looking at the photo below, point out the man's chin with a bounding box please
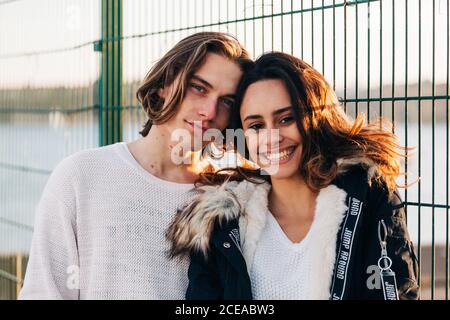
[190,141,210,153]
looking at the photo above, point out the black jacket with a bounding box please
[168,162,420,300]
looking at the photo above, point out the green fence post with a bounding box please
[99,0,122,146]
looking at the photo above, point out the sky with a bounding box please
[0,0,449,93]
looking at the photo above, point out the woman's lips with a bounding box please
[259,145,297,165]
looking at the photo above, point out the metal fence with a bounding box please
[0,0,449,300]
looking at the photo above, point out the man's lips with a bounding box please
[185,120,208,132]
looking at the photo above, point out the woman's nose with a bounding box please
[260,128,283,150]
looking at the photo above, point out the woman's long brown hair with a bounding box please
[198,52,413,195]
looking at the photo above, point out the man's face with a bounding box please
[160,52,243,151]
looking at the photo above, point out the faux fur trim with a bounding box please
[166,180,270,258]
[166,181,243,258]
[168,157,376,263]
[237,182,271,271]
[306,185,348,299]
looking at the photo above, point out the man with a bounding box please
[19,32,251,299]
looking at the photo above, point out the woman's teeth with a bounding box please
[264,146,295,161]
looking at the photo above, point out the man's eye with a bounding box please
[191,83,206,93]
[221,98,234,108]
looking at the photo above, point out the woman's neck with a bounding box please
[269,174,318,221]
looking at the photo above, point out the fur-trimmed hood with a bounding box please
[165,157,384,299]
[166,157,420,300]
[166,178,271,259]
[167,157,379,261]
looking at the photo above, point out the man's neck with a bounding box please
[127,125,199,184]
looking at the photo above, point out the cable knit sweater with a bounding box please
[19,142,196,300]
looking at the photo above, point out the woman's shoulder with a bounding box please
[167,178,270,258]
[333,158,405,218]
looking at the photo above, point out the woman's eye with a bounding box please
[191,83,206,93]
[248,123,263,130]
[280,116,294,124]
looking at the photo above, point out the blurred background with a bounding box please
[0,0,449,300]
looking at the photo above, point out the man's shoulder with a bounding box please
[65,143,121,166]
[47,143,123,189]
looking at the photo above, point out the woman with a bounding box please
[167,52,419,300]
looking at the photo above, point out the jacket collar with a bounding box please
[168,157,378,298]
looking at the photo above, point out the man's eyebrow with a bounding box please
[191,75,213,89]
[221,94,237,100]
[191,74,237,99]
[243,106,292,122]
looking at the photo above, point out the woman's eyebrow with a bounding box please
[243,114,262,122]
[272,106,292,116]
[243,106,292,122]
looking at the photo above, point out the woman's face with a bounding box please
[240,79,303,180]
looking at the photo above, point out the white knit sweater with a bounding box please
[19,142,196,300]
[250,213,315,300]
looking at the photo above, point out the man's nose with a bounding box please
[197,97,217,121]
